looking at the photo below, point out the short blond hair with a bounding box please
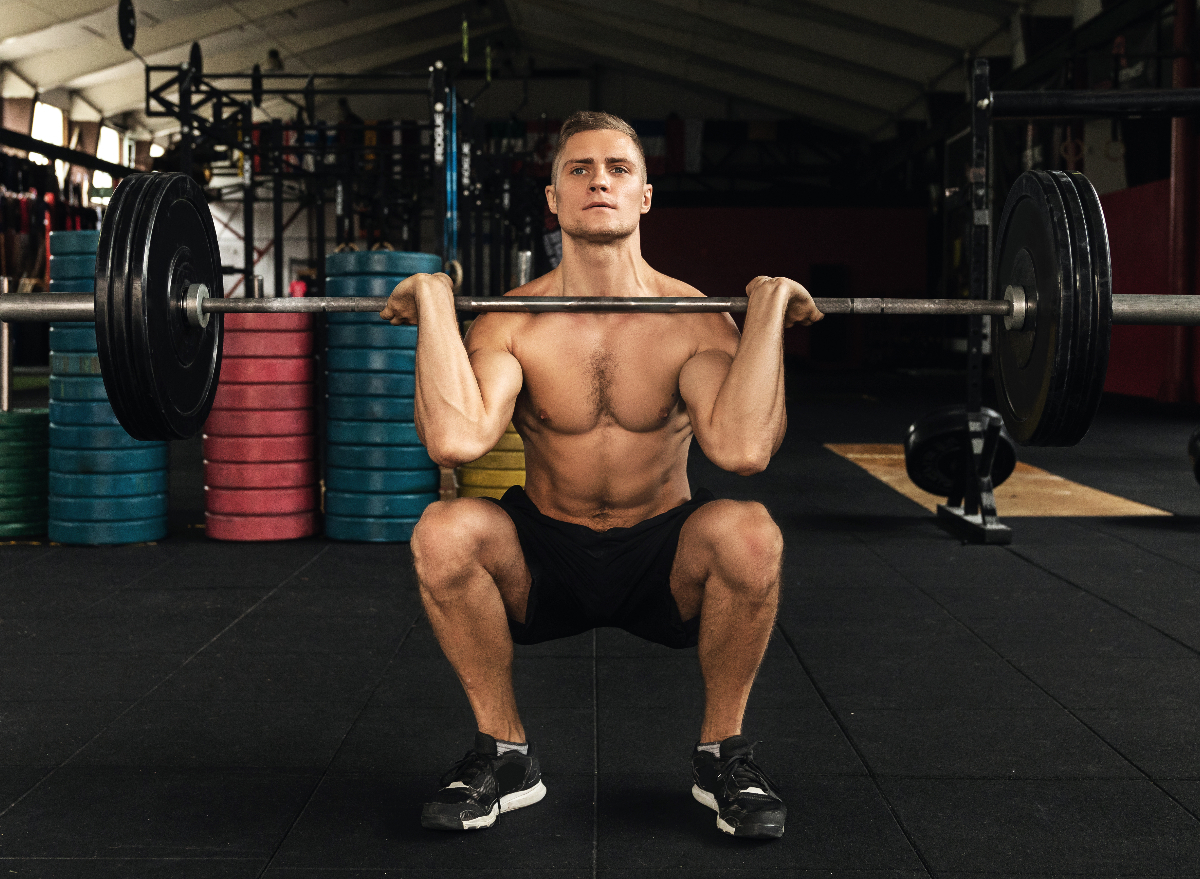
[550,111,646,184]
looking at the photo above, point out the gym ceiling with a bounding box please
[0,0,1079,143]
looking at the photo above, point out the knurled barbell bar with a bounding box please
[0,169,1188,444]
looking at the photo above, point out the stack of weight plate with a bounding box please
[47,230,170,545]
[324,249,443,541]
[0,409,49,538]
[203,312,319,541]
[457,424,526,500]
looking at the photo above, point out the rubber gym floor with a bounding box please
[4,365,1200,878]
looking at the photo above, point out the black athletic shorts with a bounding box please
[483,485,716,649]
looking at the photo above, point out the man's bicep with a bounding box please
[679,348,733,431]
[468,348,524,421]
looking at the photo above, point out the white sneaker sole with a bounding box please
[691,784,736,834]
[457,780,547,830]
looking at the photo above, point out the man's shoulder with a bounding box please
[651,270,706,299]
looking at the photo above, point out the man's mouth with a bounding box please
[584,202,616,210]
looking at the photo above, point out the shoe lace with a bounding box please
[719,745,778,797]
[439,749,491,787]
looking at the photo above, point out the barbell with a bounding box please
[0,170,1195,444]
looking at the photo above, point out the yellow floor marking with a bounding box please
[825,443,1171,517]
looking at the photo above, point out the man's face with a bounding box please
[546,129,652,244]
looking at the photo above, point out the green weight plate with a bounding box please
[0,504,48,523]
[49,325,99,352]
[49,445,169,474]
[0,492,47,511]
[49,230,101,255]
[326,323,418,349]
[325,443,434,470]
[325,251,442,277]
[0,446,47,468]
[326,467,438,494]
[49,253,96,279]
[49,279,95,293]
[49,401,122,426]
[326,371,415,397]
[49,516,168,545]
[324,274,410,297]
[50,492,168,522]
[0,520,46,537]
[50,424,146,450]
[0,409,48,430]
[903,405,1018,496]
[49,376,109,401]
[327,419,420,446]
[0,426,49,444]
[324,513,420,542]
[325,490,437,518]
[326,348,415,372]
[326,396,414,421]
[49,469,168,498]
[992,170,1075,446]
[0,471,49,497]
[50,352,102,376]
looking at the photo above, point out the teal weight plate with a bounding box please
[326,467,438,494]
[48,401,122,426]
[326,323,417,349]
[49,279,95,294]
[50,424,145,450]
[325,251,441,277]
[327,419,420,446]
[325,443,434,470]
[50,469,168,498]
[50,445,169,474]
[49,376,109,401]
[48,253,96,279]
[49,325,99,352]
[50,492,168,522]
[49,230,101,255]
[326,371,415,397]
[49,353,102,377]
[327,312,397,325]
[49,516,168,545]
[325,490,437,518]
[326,396,414,421]
[324,513,420,542]
[324,274,409,297]
[326,348,415,372]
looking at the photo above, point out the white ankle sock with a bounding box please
[496,739,529,755]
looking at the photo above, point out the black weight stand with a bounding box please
[936,58,1013,545]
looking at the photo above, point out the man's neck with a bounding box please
[557,228,652,298]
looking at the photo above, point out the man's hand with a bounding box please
[379,272,455,325]
[745,276,824,328]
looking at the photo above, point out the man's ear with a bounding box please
[545,184,558,215]
[640,183,653,215]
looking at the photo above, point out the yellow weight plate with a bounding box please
[492,432,524,451]
[457,485,508,500]
[456,467,525,488]
[464,450,525,470]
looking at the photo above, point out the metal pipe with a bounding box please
[0,279,9,412]
[1112,295,1200,324]
[0,293,94,322]
[990,88,1200,118]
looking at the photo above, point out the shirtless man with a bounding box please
[381,111,822,840]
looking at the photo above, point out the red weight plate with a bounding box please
[220,356,314,384]
[212,382,313,411]
[204,460,318,488]
[203,408,315,437]
[205,510,318,541]
[223,312,315,332]
[202,434,316,462]
[222,331,314,358]
[205,485,318,515]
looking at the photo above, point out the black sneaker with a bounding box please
[691,735,786,838]
[421,731,546,830]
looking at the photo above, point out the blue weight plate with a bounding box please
[325,490,437,518]
[50,492,168,522]
[49,353,102,377]
[326,396,414,421]
[327,419,420,446]
[49,424,145,450]
[48,401,122,426]
[326,323,418,349]
[324,275,408,298]
[49,516,168,545]
[325,251,442,277]
[325,513,420,542]
[326,348,415,372]
[49,326,99,352]
[49,376,109,401]
[49,469,168,498]
[325,467,438,494]
[326,371,415,397]
[49,279,95,294]
[48,254,96,279]
[49,230,101,255]
[50,445,169,474]
[325,443,434,470]
[327,312,396,325]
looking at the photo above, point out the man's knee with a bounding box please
[411,499,496,585]
[705,500,783,595]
